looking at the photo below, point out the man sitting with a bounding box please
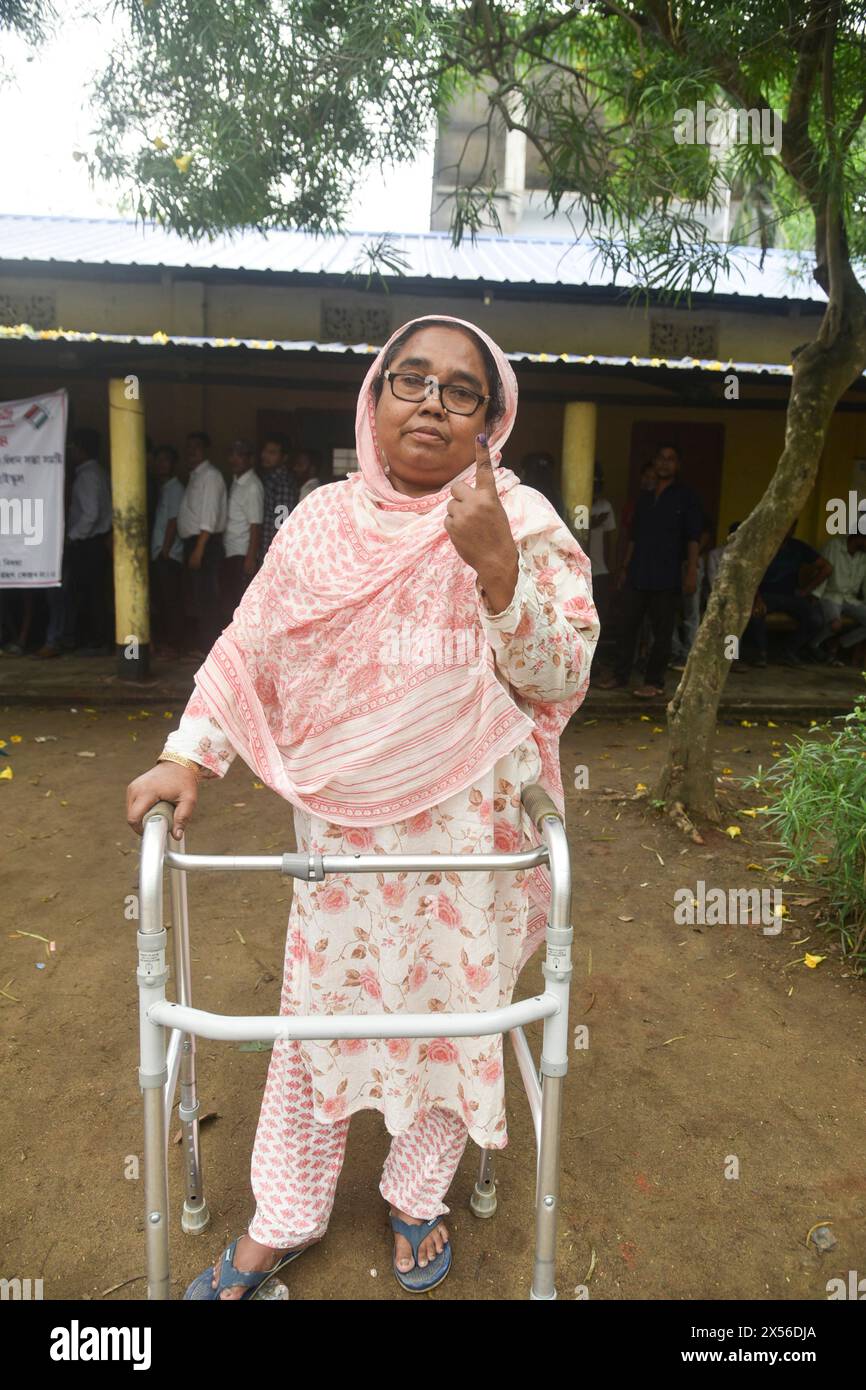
[810,532,866,665]
[754,522,831,666]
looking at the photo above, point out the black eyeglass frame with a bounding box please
[382,369,491,417]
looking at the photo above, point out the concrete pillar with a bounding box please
[502,127,527,233]
[561,402,597,547]
[108,377,150,680]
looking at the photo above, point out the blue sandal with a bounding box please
[389,1212,452,1293]
[183,1236,309,1300]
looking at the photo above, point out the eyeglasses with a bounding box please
[383,370,490,417]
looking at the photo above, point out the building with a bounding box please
[430,81,771,244]
[1,212,865,559]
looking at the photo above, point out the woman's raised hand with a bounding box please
[127,762,200,840]
[444,434,519,611]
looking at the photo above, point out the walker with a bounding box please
[137,783,573,1300]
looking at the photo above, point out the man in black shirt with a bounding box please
[598,443,703,697]
[751,521,830,665]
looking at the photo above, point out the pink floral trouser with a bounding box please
[247,1037,470,1247]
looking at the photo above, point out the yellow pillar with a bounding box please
[108,378,150,679]
[561,401,597,544]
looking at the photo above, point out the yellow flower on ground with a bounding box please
[0,766,12,780]
[803,953,825,969]
[725,826,742,838]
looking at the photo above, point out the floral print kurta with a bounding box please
[164,532,598,1147]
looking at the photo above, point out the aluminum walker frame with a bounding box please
[137,783,573,1300]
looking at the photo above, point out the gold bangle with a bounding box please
[158,750,204,777]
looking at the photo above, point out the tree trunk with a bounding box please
[656,288,866,820]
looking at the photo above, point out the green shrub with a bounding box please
[738,685,866,974]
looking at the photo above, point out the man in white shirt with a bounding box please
[294,447,325,503]
[810,532,866,661]
[150,444,186,657]
[221,439,264,625]
[588,464,616,628]
[176,431,227,656]
[42,427,114,657]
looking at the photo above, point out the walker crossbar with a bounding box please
[137,783,573,1301]
[148,995,558,1042]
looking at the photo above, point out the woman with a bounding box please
[126,314,599,1299]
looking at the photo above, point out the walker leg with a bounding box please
[530,1073,563,1300]
[170,856,209,1234]
[529,813,572,1300]
[470,1147,498,1218]
[139,808,173,1298]
[143,1085,170,1299]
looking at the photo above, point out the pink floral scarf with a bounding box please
[194,314,589,840]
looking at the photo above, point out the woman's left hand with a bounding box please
[445,435,519,610]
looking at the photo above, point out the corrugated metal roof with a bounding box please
[0,321,815,376]
[0,213,847,303]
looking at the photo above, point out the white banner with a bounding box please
[0,389,67,588]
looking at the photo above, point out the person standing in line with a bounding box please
[46,427,113,657]
[176,431,227,658]
[588,463,616,631]
[613,458,657,667]
[519,451,568,522]
[150,444,186,659]
[670,507,715,669]
[598,442,703,698]
[221,439,264,626]
[294,447,325,503]
[258,434,298,566]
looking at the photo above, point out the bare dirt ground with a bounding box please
[1,701,863,1301]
